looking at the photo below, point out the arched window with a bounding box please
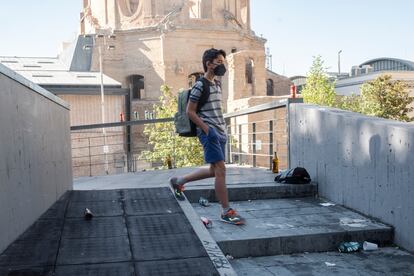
[189,0,201,18]
[129,75,144,100]
[266,79,274,96]
[246,58,254,84]
[240,0,248,25]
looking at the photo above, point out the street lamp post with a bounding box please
[84,31,116,175]
[98,44,109,174]
[338,50,343,76]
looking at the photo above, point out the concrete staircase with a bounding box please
[68,166,412,275]
[187,179,394,259]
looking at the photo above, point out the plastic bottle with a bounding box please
[272,152,279,173]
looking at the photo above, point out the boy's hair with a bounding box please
[202,48,226,72]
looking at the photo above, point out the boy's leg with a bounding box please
[212,160,244,225]
[170,166,214,201]
[172,162,228,207]
[181,166,215,184]
[211,161,229,209]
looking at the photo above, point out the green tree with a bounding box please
[339,93,361,113]
[301,56,337,107]
[140,85,205,168]
[358,75,414,122]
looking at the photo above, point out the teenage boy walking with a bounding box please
[170,48,245,225]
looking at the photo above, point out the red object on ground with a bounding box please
[201,216,213,228]
[120,112,124,122]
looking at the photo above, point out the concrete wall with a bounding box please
[0,64,73,253]
[289,104,414,251]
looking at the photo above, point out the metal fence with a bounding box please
[70,98,302,177]
[70,118,173,178]
[224,98,302,170]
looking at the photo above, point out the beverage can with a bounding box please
[199,197,210,207]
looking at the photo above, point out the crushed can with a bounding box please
[201,216,213,228]
[198,197,210,207]
[338,242,361,253]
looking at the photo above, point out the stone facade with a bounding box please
[266,70,293,96]
[77,0,292,172]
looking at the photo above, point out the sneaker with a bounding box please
[170,177,185,201]
[221,208,245,225]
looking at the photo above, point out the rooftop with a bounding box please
[0,56,121,87]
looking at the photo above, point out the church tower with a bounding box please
[81,0,252,33]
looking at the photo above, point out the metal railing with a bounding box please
[70,98,303,177]
[71,118,174,178]
[224,98,302,170]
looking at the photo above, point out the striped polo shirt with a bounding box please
[189,79,226,135]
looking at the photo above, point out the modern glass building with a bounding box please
[336,58,414,96]
[351,58,414,77]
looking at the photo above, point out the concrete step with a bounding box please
[230,247,414,276]
[185,182,317,203]
[192,197,393,258]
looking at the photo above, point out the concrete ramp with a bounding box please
[0,188,222,276]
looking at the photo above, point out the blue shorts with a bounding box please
[198,127,227,164]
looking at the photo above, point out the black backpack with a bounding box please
[174,77,211,137]
[274,167,311,184]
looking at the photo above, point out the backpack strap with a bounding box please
[196,77,212,112]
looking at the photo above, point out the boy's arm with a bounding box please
[187,101,209,135]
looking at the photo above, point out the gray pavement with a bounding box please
[73,165,275,190]
[231,247,414,276]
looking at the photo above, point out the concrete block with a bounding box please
[290,104,414,251]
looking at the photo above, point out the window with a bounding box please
[189,0,211,19]
[76,75,96,79]
[246,58,254,84]
[129,75,144,100]
[151,0,156,15]
[201,0,212,18]
[32,75,53,78]
[266,79,274,96]
[240,0,248,24]
[189,0,201,18]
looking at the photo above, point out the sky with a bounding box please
[1,1,413,77]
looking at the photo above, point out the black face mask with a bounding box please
[213,64,227,76]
